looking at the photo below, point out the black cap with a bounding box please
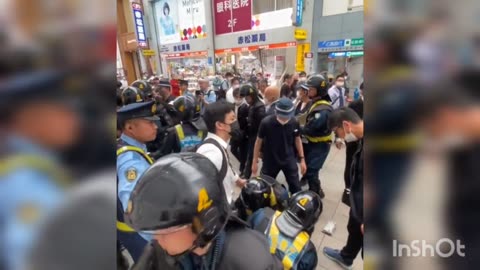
[158,80,171,88]
[179,79,188,86]
[117,101,160,121]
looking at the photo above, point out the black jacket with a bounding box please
[350,139,364,223]
[247,100,266,138]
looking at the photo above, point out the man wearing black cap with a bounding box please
[251,98,306,194]
[116,101,159,262]
[157,80,175,103]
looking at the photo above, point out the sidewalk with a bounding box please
[230,145,363,270]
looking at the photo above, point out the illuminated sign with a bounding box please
[132,3,147,48]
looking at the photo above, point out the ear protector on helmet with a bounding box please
[191,206,227,248]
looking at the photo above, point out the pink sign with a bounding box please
[214,0,252,35]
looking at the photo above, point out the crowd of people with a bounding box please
[116,70,364,270]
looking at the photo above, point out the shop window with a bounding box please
[252,0,293,15]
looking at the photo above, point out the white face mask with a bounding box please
[235,98,244,106]
[276,116,290,125]
[336,81,345,87]
[344,123,359,142]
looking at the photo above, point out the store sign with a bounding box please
[304,52,313,74]
[296,43,310,72]
[318,38,364,52]
[173,44,191,52]
[294,29,307,40]
[214,0,252,35]
[142,49,156,56]
[251,8,293,31]
[238,33,267,45]
[164,50,208,59]
[328,51,364,58]
[215,41,296,54]
[304,52,313,58]
[293,0,304,26]
[132,3,147,48]
[178,0,207,41]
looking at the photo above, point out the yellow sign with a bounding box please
[294,29,307,40]
[142,49,156,56]
[197,188,213,212]
[296,43,311,72]
[298,198,309,207]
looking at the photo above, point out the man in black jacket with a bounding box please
[240,85,266,179]
[323,107,364,270]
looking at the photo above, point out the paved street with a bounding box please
[229,145,364,270]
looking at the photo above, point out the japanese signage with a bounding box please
[132,3,147,48]
[237,33,267,45]
[294,28,307,40]
[318,38,364,52]
[215,41,296,54]
[164,50,208,59]
[173,44,191,52]
[293,0,304,26]
[328,51,364,58]
[296,43,310,72]
[142,49,156,56]
[214,0,252,35]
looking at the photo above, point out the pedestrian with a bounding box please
[328,75,347,109]
[300,75,333,198]
[258,78,269,97]
[281,73,294,99]
[196,101,247,204]
[295,83,312,115]
[264,85,281,115]
[251,98,306,194]
[117,101,159,261]
[178,79,188,96]
[249,191,322,270]
[229,87,249,174]
[125,153,283,270]
[240,85,266,179]
[324,107,364,270]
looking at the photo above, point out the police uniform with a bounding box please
[0,71,74,270]
[301,82,333,197]
[117,101,159,262]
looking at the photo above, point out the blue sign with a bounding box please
[318,40,345,48]
[238,33,267,45]
[132,3,147,48]
[328,52,347,58]
[295,0,304,26]
[173,44,191,52]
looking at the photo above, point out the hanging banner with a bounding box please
[132,3,148,48]
[214,0,252,35]
[296,43,310,72]
[177,0,207,41]
[155,0,180,44]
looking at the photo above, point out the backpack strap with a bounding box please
[201,138,228,182]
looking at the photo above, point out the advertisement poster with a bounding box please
[177,0,207,41]
[155,0,180,44]
[214,0,252,35]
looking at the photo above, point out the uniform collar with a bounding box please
[205,133,229,149]
[120,133,147,151]
[6,134,58,161]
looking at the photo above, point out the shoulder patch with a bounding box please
[17,203,40,224]
[315,113,321,119]
[126,167,137,182]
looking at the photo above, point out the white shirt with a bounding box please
[328,85,346,110]
[196,133,238,204]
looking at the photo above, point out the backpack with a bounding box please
[188,138,228,182]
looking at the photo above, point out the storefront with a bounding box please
[150,0,215,79]
[317,38,364,87]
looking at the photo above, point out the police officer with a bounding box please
[0,71,81,270]
[300,75,333,198]
[121,86,146,105]
[234,175,289,221]
[117,101,159,262]
[125,153,283,270]
[158,95,207,155]
[240,85,266,179]
[249,191,322,270]
[131,79,153,100]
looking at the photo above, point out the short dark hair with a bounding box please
[231,77,240,85]
[327,107,362,130]
[163,2,170,15]
[225,72,233,77]
[203,101,234,133]
[299,71,306,77]
[232,87,240,98]
[336,74,344,80]
[283,74,292,81]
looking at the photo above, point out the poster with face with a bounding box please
[177,0,207,41]
[155,0,180,44]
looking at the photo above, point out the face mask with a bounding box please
[235,98,244,106]
[336,82,345,87]
[276,116,290,125]
[344,123,359,142]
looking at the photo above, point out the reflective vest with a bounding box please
[116,143,153,233]
[174,124,205,150]
[304,99,333,143]
[268,211,310,270]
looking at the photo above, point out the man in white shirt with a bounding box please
[328,75,347,110]
[196,101,247,204]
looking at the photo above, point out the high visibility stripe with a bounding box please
[0,155,70,187]
[369,134,420,151]
[305,134,333,143]
[268,211,310,270]
[270,189,278,207]
[117,221,136,232]
[175,124,185,141]
[198,130,204,139]
[307,100,331,115]
[116,145,153,164]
